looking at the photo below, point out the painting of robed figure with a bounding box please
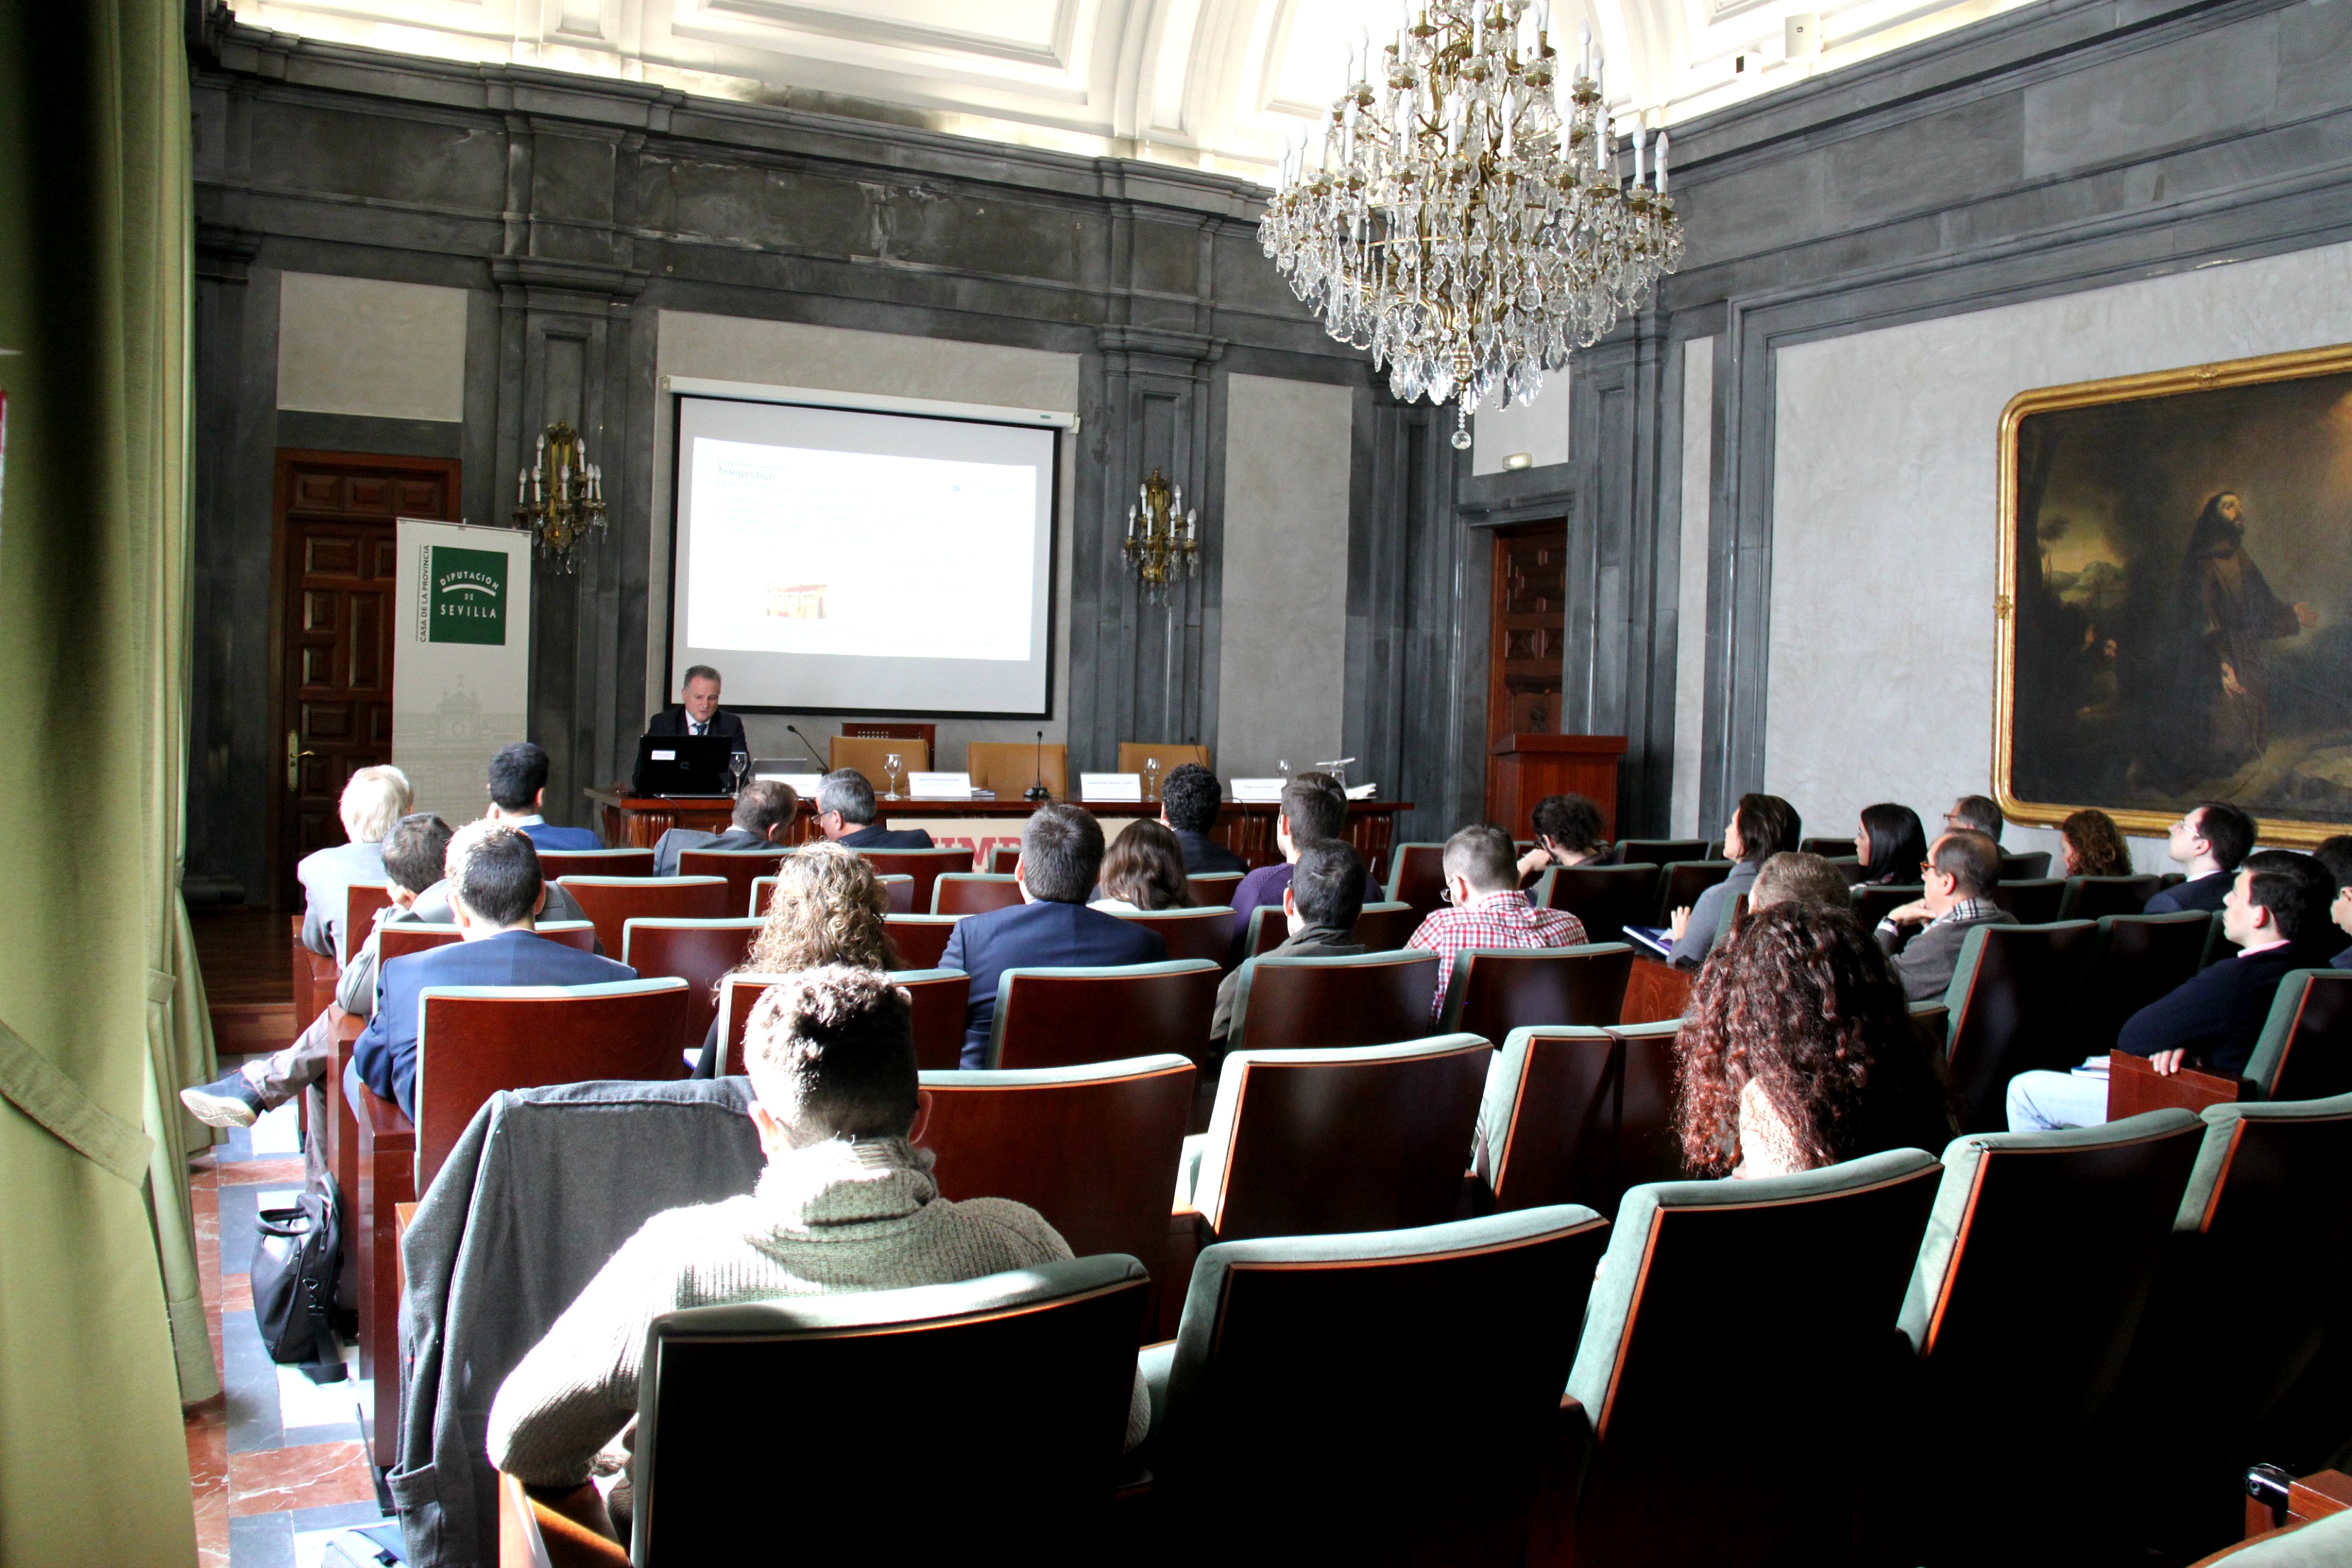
[1996,345,2352,846]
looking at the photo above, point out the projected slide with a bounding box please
[670,395,1058,717]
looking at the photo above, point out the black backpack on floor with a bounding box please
[252,1189,349,1383]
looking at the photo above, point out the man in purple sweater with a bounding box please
[1228,773,1379,961]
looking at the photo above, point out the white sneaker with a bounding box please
[180,1073,262,1129]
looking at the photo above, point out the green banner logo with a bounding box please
[421,545,508,646]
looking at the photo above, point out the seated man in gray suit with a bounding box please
[1874,828,2013,1002]
[650,781,799,875]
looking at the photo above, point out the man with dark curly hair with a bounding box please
[1158,761,1247,874]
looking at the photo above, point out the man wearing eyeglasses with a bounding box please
[1873,829,2015,1002]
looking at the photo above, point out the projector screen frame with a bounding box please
[662,387,1067,720]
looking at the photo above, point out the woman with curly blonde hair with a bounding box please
[693,841,902,1075]
[1676,902,1957,1179]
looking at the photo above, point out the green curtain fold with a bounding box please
[0,0,210,1561]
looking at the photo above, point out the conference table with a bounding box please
[584,787,1411,875]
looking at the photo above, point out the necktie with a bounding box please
[693,720,705,736]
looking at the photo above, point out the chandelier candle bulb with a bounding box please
[1655,129,1668,191]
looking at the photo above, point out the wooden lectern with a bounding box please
[1487,734,1626,841]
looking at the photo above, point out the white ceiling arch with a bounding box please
[227,0,2035,176]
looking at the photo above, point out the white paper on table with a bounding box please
[759,772,824,797]
[1346,783,1377,799]
[1081,773,1143,802]
[1230,778,1287,802]
[907,771,973,800]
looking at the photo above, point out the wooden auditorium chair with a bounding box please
[1536,1149,1944,1568]
[554,875,729,956]
[1938,918,2099,1131]
[965,740,1066,800]
[1107,905,1237,965]
[1440,943,1635,1040]
[855,846,973,915]
[929,872,1023,916]
[2058,873,2163,920]
[881,912,956,968]
[372,920,596,968]
[1115,741,1209,778]
[1852,880,1925,928]
[1384,842,1449,924]
[1798,836,1853,858]
[620,917,762,1054]
[342,882,393,965]
[534,846,654,880]
[1653,858,1734,925]
[1219,948,1443,1056]
[1176,1035,1491,1243]
[1822,854,1868,885]
[745,869,912,917]
[1139,1207,1611,1565]
[1602,1020,1691,1197]
[1185,871,1244,908]
[986,961,1221,1070]
[675,847,789,915]
[712,969,970,1075]
[2067,909,2211,1058]
[1472,1026,1619,1216]
[1540,862,1661,944]
[827,733,931,778]
[1350,900,1421,951]
[987,844,1022,875]
[1613,837,1705,868]
[2110,968,2352,1116]
[1999,849,2054,880]
[1987,875,2068,924]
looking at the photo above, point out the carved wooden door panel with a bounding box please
[1485,522,1567,822]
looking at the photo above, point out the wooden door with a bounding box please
[274,451,459,909]
[1484,522,1567,825]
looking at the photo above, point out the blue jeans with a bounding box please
[2006,1068,2110,1131]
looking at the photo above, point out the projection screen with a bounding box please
[668,393,1058,715]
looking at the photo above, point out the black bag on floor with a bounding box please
[253,1189,349,1382]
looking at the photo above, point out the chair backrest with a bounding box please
[1899,1111,2205,1442]
[882,912,958,969]
[931,872,1024,916]
[856,846,974,915]
[676,849,789,918]
[1225,949,1443,1054]
[2068,911,2214,1058]
[2058,874,2163,921]
[1107,905,1237,966]
[1987,876,2067,924]
[1186,871,1243,907]
[2203,909,2241,968]
[989,960,1221,1070]
[1542,863,1662,945]
[1942,919,2100,1131]
[2000,849,2054,881]
[535,846,654,880]
[987,844,1022,875]
[378,920,595,967]
[2242,972,2352,1102]
[1654,860,1734,924]
[1605,1020,1691,1196]
[1116,741,1209,779]
[1243,902,1287,958]
[1156,1209,1613,1564]
[712,968,971,1076]
[413,979,690,1188]
[917,1054,1195,1284]
[827,734,931,776]
[1822,854,1869,886]
[1385,842,1450,923]
[1443,943,1635,1038]
[1474,1026,1619,1215]
[1798,836,1854,858]
[965,741,1068,799]
[1852,881,1926,927]
[620,918,763,1052]
[554,875,730,957]
[633,1258,1148,1562]
[342,882,392,965]
[1350,900,1419,952]
[1614,838,1704,868]
[1191,1035,1492,1240]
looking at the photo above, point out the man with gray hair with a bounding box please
[298,763,414,958]
[649,780,800,875]
[813,768,934,850]
[644,663,746,749]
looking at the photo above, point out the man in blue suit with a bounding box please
[940,802,1166,1067]
[351,822,636,1118]
[487,741,604,851]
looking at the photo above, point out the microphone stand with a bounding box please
[1024,728,1051,801]
[785,724,830,771]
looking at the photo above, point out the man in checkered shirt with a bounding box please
[1407,824,1589,1020]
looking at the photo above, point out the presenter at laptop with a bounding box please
[646,665,747,749]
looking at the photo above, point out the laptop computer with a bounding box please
[632,734,736,797]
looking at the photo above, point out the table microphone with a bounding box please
[1024,729,1051,801]
[785,724,829,770]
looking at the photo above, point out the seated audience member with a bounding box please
[349,822,636,1118]
[2144,801,2258,914]
[2313,836,2352,968]
[2008,850,2339,1129]
[1667,794,1801,967]
[1853,802,1928,888]
[814,768,935,850]
[1677,902,1959,1179]
[181,812,452,1131]
[1873,829,2013,1002]
[1407,825,1589,1019]
[1227,774,1380,954]
[693,841,902,1076]
[650,780,798,875]
[1089,819,1194,913]
[487,741,603,850]
[1944,795,2005,844]
[1159,762,1248,874]
[939,804,1167,1067]
[486,966,1148,1537]
[1210,839,1371,1046]
[297,764,414,957]
[2059,807,2134,878]
[1516,793,1611,882]
[1749,851,1857,916]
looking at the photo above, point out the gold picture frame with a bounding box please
[1994,341,2352,849]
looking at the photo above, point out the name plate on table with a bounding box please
[1080,773,1143,802]
[1231,778,1287,802]
[907,771,974,800]
[758,772,823,797]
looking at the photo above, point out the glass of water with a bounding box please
[884,752,904,800]
[1143,756,1161,801]
[729,749,750,795]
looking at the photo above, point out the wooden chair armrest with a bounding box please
[351,1083,415,1152]
[499,1472,626,1568]
[2290,1469,2352,1523]
[2106,1051,2241,1121]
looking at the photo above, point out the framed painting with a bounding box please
[1995,343,2352,848]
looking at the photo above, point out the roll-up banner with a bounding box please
[393,519,533,822]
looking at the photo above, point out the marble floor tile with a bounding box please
[228,1441,379,1517]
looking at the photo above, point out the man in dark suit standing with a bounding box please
[350,822,637,1117]
[651,780,799,875]
[815,769,935,850]
[645,664,748,751]
[488,741,604,850]
[941,802,1167,1067]
[2144,801,2258,914]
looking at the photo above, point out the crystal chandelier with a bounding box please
[513,421,607,573]
[1260,1,1684,449]
[1123,466,1198,605]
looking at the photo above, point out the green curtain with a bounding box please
[0,0,211,1562]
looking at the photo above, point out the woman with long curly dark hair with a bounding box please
[1676,902,1959,1178]
[2059,808,2132,878]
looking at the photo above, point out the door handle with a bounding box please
[286,729,318,792]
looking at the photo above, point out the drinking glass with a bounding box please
[1143,757,1161,801]
[884,752,904,800]
[729,749,750,795]
[1277,758,1292,779]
